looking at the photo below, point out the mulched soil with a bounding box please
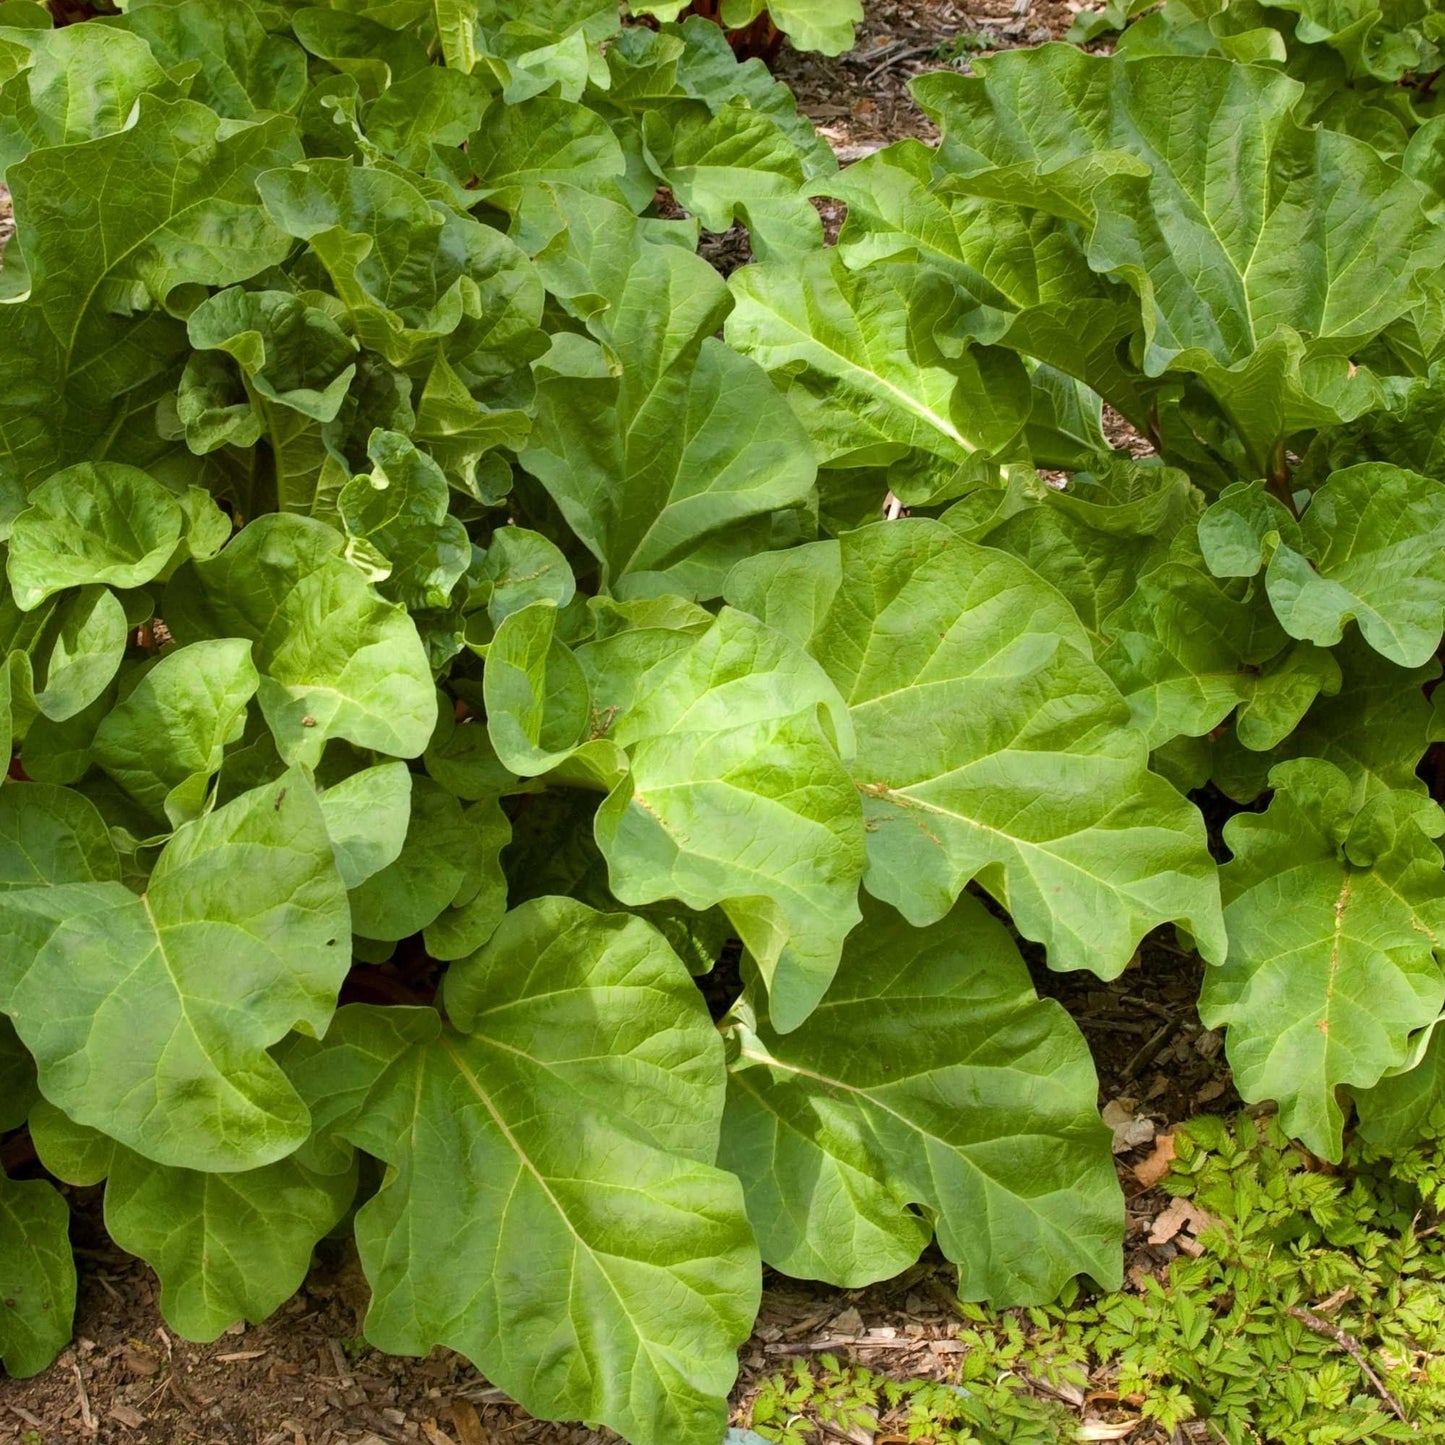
[2,4,1243,1442]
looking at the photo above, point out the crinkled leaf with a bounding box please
[0,23,181,179]
[467,96,627,211]
[1214,634,1443,804]
[1201,758,1445,1160]
[286,898,758,1445]
[422,796,511,960]
[976,462,1199,645]
[340,431,470,611]
[0,769,350,1171]
[642,99,822,262]
[670,16,837,181]
[523,199,815,599]
[256,158,544,374]
[186,287,359,427]
[822,141,1158,429]
[363,64,492,170]
[108,0,308,118]
[1198,479,1302,579]
[411,351,531,498]
[915,47,1444,465]
[289,6,429,97]
[1097,551,1309,748]
[469,526,575,638]
[722,894,1122,1299]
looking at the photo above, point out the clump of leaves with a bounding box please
[947,1115,1445,1443]
[633,0,864,57]
[1071,0,1445,146]
[746,1353,1072,1445]
[2,2,1445,1445]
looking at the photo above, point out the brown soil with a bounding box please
[2,5,1230,1443]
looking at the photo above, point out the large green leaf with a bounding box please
[642,99,823,262]
[1201,758,1445,1159]
[29,585,130,723]
[1263,463,1445,668]
[0,95,299,485]
[1096,546,1338,750]
[1353,1025,1445,1151]
[109,0,308,118]
[0,1170,74,1378]
[0,22,181,179]
[1212,633,1444,805]
[165,513,436,767]
[822,140,1159,429]
[7,462,183,610]
[31,1100,358,1340]
[914,46,1445,467]
[286,899,758,1445]
[974,461,1199,646]
[0,780,120,890]
[421,795,512,961]
[362,64,492,170]
[348,775,473,941]
[317,760,412,890]
[0,769,351,1171]
[466,96,628,212]
[482,601,603,777]
[523,197,816,599]
[185,287,358,424]
[103,1144,356,1341]
[721,894,1122,1300]
[92,638,259,827]
[726,520,1226,978]
[588,606,867,1031]
[726,249,1031,506]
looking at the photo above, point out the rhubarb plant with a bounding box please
[0,4,1444,1444]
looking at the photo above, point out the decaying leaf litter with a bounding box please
[0,5,1256,1441]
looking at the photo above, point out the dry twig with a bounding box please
[1287,1306,1411,1426]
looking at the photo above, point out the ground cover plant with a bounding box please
[3,1,1445,1442]
[743,1114,1445,1443]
